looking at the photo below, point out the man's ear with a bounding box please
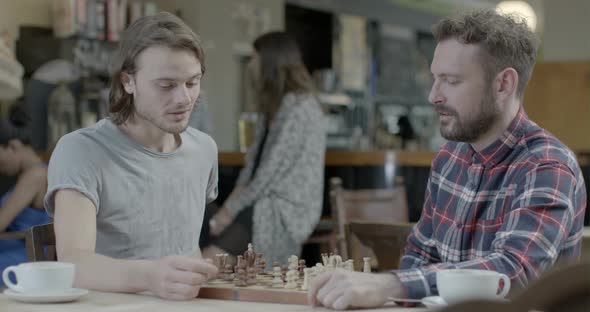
[495,67,519,102]
[121,72,135,95]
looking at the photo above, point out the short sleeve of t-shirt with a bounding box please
[44,131,101,216]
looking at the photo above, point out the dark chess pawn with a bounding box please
[257,255,267,275]
[244,243,256,268]
[246,267,257,285]
[298,259,306,278]
[235,255,245,274]
[235,269,248,287]
[223,264,234,282]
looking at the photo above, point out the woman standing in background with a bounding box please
[0,107,50,286]
[202,32,326,265]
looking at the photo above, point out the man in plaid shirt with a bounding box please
[309,9,587,310]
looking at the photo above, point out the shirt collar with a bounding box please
[470,106,528,167]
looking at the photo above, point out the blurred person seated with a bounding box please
[0,106,50,286]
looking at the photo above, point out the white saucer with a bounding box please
[3,288,89,303]
[421,296,509,308]
[422,296,447,308]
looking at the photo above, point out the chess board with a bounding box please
[198,274,308,305]
[198,244,362,305]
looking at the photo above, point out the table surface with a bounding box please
[0,290,430,312]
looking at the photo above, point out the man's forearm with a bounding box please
[59,249,153,293]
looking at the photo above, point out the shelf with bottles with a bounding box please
[52,0,159,44]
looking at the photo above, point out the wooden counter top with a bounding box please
[220,150,436,167]
[40,150,589,168]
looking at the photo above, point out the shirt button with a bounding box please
[456,223,463,229]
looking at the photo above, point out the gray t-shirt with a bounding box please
[45,118,218,260]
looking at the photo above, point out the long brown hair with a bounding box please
[252,32,315,123]
[109,12,205,124]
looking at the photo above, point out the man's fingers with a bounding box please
[163,282,199,299]
[307,272,337,307]
[167,270,207,286]
[172,257,219,278]
[332,290,354,310]
[319,285,347,309]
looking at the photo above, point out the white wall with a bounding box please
[0,0,52,49]
[541,0,590,61]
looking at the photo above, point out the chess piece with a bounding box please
[329,254,342,269]
[298,259,306,278]
[235,269,248,287]
[315,263,324,274]
[244,243,256,268]
[321,253,329,266]
[235,255,245,274]
[272,267,283,288]
[247,267,257,285]
[287,255,298,271]
[223,264,234,282]
[363,257,371,273]
[345,259,354,271]
[215,254,224,279]
[215,254,223,271]
[257,255,267,275]
[301,268,311,290]
[284,270,297,289]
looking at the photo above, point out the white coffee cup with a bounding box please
[2,262,75,294]
[436,269,511,304]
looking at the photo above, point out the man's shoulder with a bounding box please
[51,120,113,162]
[519,124,579,170]
[182,126,218,155]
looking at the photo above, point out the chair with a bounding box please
[346,220,414,270]
[331,176,409,261]
[24,223,57,261]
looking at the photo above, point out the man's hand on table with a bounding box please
[308,269,404,310]
[148,255,218,300]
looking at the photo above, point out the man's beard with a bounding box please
[438,86,500,143]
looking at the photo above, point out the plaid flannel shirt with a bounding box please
[394,107,587,299]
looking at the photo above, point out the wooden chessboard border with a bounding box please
[198,285,308,305]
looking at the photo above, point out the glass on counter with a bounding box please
[238,112,259,152]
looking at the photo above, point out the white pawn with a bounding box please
[301,268,311,290]
[363,257,371,273]
[272,267,283,288]
[345,259,354,271]
[285,270,297,289]
[288,255,299,270]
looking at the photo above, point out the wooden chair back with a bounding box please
[346,221,413,271]
[330,176,409,262]
[25,223,57,261]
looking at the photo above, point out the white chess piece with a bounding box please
[301,268,311,290]
[330,255,342,268]
[272,267,283,288]
[285,270,297,289]
[345,259,354,271]
[321,254,329,266]
[288,255,299,270]
[363,257,371,273]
